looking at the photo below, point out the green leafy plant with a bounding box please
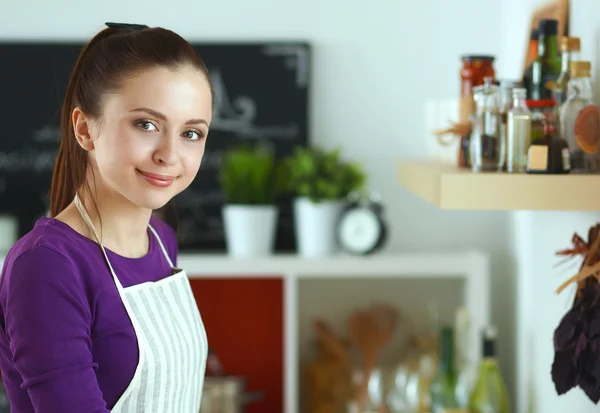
[284,146,366,203]
[219,143,288,205]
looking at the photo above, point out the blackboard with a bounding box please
[0,41,310,252]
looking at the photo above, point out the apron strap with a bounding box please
[73,193,125,291]
[147,224,175,268]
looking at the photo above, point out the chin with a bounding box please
[128,192,175,211]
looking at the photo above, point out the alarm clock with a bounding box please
[335,193,388,255]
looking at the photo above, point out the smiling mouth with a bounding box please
[136,169,176,187]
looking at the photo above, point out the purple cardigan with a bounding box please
[0,216,178,413]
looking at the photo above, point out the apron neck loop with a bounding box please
[74,193,103,245]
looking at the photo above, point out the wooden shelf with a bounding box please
[398,160,600,211]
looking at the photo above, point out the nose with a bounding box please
[153,136,179,166]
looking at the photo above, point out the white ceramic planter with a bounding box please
[222,204,278,258]
[293,197,344,258]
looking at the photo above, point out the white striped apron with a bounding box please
[74,195,208,413]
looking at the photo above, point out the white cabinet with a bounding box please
[180,251,490,413]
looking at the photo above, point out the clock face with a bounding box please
[338,207,381,254]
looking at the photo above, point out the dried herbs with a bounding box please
[553,281,600,401]
[553,224,600,403]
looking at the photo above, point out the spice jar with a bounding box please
[526,99,556,143]
[460,55,496,122]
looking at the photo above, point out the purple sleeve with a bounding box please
[5,246,110,413]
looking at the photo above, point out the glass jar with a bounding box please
[526,99,556,143]
[460,56,496,123]
[470,77,504,172]
[460,55,496,98]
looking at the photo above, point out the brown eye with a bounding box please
[135,120,158,131]
[183,130,203,141]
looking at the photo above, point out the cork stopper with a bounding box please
[560,36,581,52]
[570,61,591,78]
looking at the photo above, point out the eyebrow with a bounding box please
[129,107,208,126]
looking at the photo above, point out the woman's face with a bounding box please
[80,65,213,211]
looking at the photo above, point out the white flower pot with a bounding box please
[222,204,278,258]
[293,197,345,258]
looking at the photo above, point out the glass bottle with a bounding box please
[560,60,600,173]
[526,28,539,69]
[468,326,510,413]
[459,56,496,168]
[498,80,517,170]
[526,112,570,174]
[454,308,476,410]
[429,327,465,413]
[470,77,504,172]
[522,28,539,84]
[552,36,581,105]
[506,88,532,173]
[524,19,562,100]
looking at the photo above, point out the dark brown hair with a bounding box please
[49,25,212,220]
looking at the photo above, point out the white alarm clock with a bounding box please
[336,193,387,255]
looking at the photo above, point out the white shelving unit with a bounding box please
[177,250,490,413]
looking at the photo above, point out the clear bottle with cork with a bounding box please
[551,36,581,105]
[470,77,504,172]
[559,60,600,172]
[507,88,532,173]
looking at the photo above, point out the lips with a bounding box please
[136,169,175,187]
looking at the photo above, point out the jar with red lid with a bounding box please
[460,55,496,122]
[460,55,496,98]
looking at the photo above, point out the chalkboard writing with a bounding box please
[0,42,311,251]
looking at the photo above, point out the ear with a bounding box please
[72,107,95,151]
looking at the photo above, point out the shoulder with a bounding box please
[0,219,96,316]
[149,214,178,265]
[1,217,101,283]
[4,217,85,266]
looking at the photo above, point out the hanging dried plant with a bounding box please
[553,223,600,403]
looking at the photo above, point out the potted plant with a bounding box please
[219,143,287,258]
[284,146,366,257]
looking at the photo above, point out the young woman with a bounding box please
[0,22,213,413]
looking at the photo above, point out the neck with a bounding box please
[77,171,153,258]
[543,34,559,59]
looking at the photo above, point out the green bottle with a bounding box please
[468,326,510,413]
[430,327,466,413]
[524,18,562,100]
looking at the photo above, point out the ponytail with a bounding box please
[49,29,116,217]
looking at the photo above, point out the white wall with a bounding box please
[0,0,534,409]
[514,211,600,413]
[513,1,600,413]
